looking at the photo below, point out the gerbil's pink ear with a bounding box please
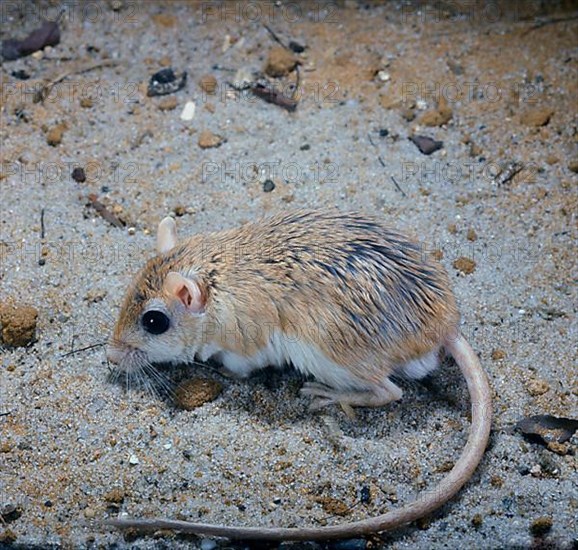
[157,217,178,254]
[164,272,206,314]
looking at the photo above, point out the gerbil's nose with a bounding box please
[106,344,124,365]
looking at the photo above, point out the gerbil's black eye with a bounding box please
[142,310,170,335]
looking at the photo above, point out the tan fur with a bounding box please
[110,209,459,388]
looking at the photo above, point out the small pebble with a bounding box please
[71,167,86,183]
[0,504,20,522]
[46,123,66,146]
[409,135,443,155]
[264,46,298,77]
[158,96,178,111]
[377,70,390,82]
[520,107,554,127]
[453,257,476,275]
[530,517,553,536]
[0,302,38,347]
[288,40,305,53]
[80,97,94,108]
[199,75,218,94]
[180,101,196,121]
[175,378,223,410]
[129,454,139,465]
[526,378,549,396]
[198,130,224,149]
[84,507,96,519]
[263,179,276,192]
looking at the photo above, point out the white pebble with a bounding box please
[180,101,196,121]
[163,443,172,450]
[129,454,139,465]
[377,70,390,82]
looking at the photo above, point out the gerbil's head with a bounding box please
[106,217,208,372]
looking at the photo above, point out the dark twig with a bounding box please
[263,24,290,51]
[367,133,407,197]
[390,176,407,197]
[61,342,106,357]
[522,13,578,35]
[40,208,45,239]
[0,411,12,417]
[34,59,118,103]
[87,194,126,229]
[249,82,298,112]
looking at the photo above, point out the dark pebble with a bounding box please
[359,485,371,504]
[1,504,22,522]
[38,258,46,266]
[44,500,53,507]
[182,449,192,460]
[289,40,306,53]
[409,135,443,155]
[379,128,389,137]
[101,186,110,193]
[11,69,30,80]
[71,167,86,183]
[518,465,531,475]
[300,144,311,151]
[263,179,275,192]
[147,67,187,97]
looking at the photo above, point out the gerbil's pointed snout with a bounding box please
[106,343,124,365]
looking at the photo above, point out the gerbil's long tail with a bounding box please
[106,332,492,541]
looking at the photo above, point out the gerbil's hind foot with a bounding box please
[300,379,403,418]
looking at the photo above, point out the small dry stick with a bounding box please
[40,208,46,239]
[367,133,407,197]
[87,194,126,229]
[263,24,291,51]
[34,59,118,103]
[250,82,298,112]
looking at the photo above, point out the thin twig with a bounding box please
[34,59,119,103]
[390,176,407,197]
[87,194,126,229]
[263,24,291,51]
[367,133,407,196]
[522,13,578,35]
[40,208,45,239]
[61,342,106,357]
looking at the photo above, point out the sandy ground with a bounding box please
[1,1,577,549]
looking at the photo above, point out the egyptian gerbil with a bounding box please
[106,209,492,540]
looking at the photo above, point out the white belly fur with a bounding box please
[197,332,439,388]
[197,331,369,390]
